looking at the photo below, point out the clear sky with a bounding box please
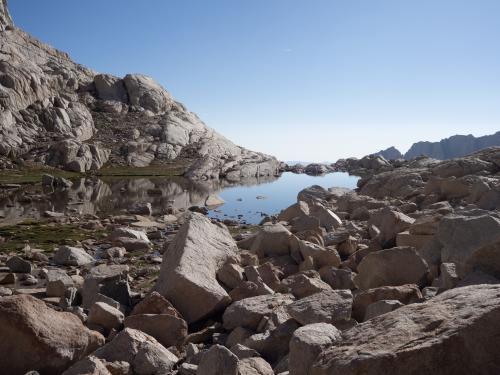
[10,0,500,161]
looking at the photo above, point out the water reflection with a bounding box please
[0,173,358,224]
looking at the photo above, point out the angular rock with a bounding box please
[6,255,32,273]
[154,213,238,323]
[308,203,342,231]
[124,313,188,348]
[289,323,342,375]
[223,293,295,331]
[319,267,356,290]
[47,139,110,173]
[0,295,104,375]
[368,208,415,246]
[364,299,403,320]
[62,356,111,375]
[278,201,310,222]
[352,284,423,322]
[197,344,239,375]
[82,264,130,308]
[88,301,124,331]
[437,215,500,277]
[354,246,429,290]
[287,289,353,326]
[311,285,500,375]
[53,246,95,266]
[94,328,178,375]
[280,273,331,299]
[243,319,300,363]
[130,291,180,317]
[45,268,74,298]
[249,223,293,258]
[237,357,274,375]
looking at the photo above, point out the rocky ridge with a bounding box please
[0,2,280,180]
[374,130,500,161]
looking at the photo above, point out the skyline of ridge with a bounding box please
[9,0,500,161]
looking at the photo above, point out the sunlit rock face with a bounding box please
[0,0,280,179]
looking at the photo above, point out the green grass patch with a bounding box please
[0,168,81,185]
[0,221,107,253]
[96,163,189,177]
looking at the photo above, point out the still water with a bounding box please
[208,172,358,223]
[0,172,358,225]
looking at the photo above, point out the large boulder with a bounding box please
[45,269,74,298]
[93,328,179,374]
[82,264,131,308]
[248,223,293,258]
[62,356,112,375]
[53,246,95,266]
[368,208,415,246]
[223,293,295,331]
[437,215,500,277]
[311,285,500,375]
[0,295,104,374]
[289,323,342,375]
[352,284,422,322]
[287,289,353,327]
[123,74,174,114]
[154,213,238,323]
[94,74,128,102]
[354,247,429,290]
[236,357,274,375]
[88,301,124,331]
[308,203,342,231]
[124,313,188,348]
[197,345,239,375]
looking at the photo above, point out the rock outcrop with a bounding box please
[154,213,238,323]
[311,285,500,375]
[0,295,104,374]
[374,146,403,160]
[0,1,280,179]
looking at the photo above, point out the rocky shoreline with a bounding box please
[0,146,499,374]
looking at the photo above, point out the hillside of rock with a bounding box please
[0,2,280,180]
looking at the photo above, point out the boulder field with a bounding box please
[0,145,500,374]
[1,1,500,374]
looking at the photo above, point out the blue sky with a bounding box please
[10,0,500,161]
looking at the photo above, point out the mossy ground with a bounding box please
[0,168,80,185]
[96,162,188,178]
[0,220,107,253]
[0,162,189,185]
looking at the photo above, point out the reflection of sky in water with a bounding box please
[209,172,358,224]
[0,172,358,225]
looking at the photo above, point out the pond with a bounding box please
[208,172,359,223]
[0,172,359,225]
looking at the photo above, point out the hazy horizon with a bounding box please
[10,0,500,161]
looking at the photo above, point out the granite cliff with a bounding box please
[0,1,280,180]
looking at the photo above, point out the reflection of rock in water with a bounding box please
[0,174,281,223]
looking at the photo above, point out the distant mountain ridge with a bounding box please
[375,131,500,160]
